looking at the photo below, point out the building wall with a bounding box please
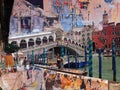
[71,26,93,48]
[93,22,120,55]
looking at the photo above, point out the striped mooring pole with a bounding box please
[43,48,46,65]
[112,41,116,81]
[67,51,70,68]
[31,50,34,66]
[61,45,65,57]
[98,49,102,78]
[88,39,93,77]
[84,46,87,71]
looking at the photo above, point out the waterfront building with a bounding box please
[71,25,93,48]
[92,22,120,55]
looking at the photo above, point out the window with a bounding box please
[87,33,90,36]
[112,32,114,35]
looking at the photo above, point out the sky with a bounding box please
[10,0,120,35]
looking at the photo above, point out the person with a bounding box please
[57,54,61,69]
[0,69,2,77]
[22,83,27,90]
[80,79,86,90]
[60,58,64,69]
[26,60,31,79]
[0,87,2,90]
[23,57,27,69]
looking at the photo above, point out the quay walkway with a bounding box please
[0,64,120,90]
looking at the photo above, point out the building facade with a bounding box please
[71,25,93,48]
[92,22,120,55]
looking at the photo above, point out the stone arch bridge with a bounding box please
[9,31,85,56]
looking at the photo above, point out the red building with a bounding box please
[92,22,120,55]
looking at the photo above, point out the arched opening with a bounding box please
[11,41,18,46]
[79,44,81,47]
[68,39,71,43]
[76,43,78,46]
[49,36,53,42]
[72,41,75,44]
[64,38,67,41]
[28,39,34,47]
[82,45,84,48]
[75,31,78,35]
[20,40,27,49]
[43,36,47,44]
[36,38,41,45]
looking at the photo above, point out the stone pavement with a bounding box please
[0,77,7,90]
[0,66,42,90]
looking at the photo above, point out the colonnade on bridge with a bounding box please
[9,31,85,56]
[9,32,56,49]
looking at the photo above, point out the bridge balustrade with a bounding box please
[20,40,84,56]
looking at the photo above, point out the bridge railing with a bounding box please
[20,41,84,56]
[20,42,57,53]
[61,42,84,55]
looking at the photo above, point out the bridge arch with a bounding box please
[64,38,67,41]
[82,45,84,48]
[36,38,41,45]
[20,40,27,49]
[79,44,81,47]
[68,39,71,43]
[42,36,48,44]
[46,44,84,56]
[49,36,53,42]
[28,38,34,47]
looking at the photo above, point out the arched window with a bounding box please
[43,36,47,44]
[72,41,75,44]
[36,38,41,45]
[64,38,67,41]
[49,36,53,42]
[28,39,34,47]
[20,40,27,49]
[76,43,78,46]
[82,45,84,48]
[79,44,81,47]
[68,39,71,43]
[79,32,81,35]
[75,31,78,35]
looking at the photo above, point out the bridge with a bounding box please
[20,41,84,56]
[9,30,85,56]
